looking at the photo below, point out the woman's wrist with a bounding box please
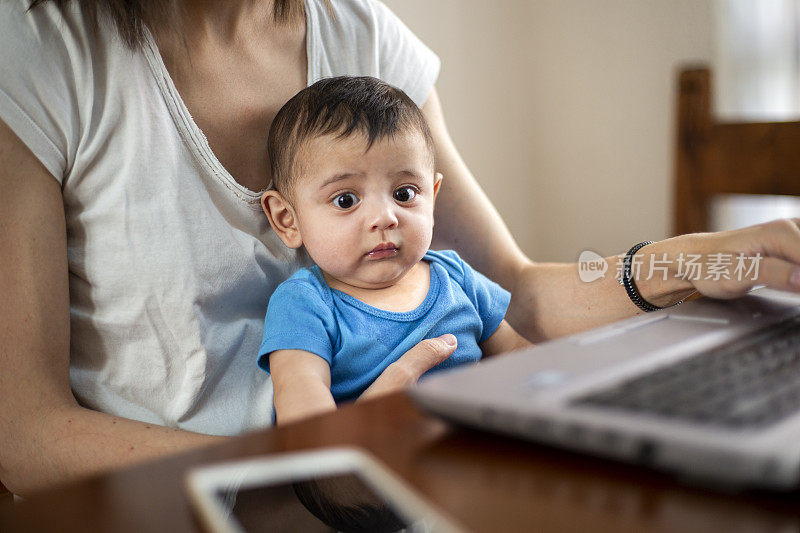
[629,235,699,308]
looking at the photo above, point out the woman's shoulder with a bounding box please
[0,0,125,90]
[0,0,143,182]
[308,0,419,48]
[305,0,382,56]
[1,0,97,54]
[308,0,385,26]
[306,0,440,106]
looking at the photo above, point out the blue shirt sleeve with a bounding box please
[433,250,511,343]
[258,280,336,373]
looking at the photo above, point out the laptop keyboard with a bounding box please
[573,315,800,429]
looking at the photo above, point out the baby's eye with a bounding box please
[332,192,359,209]
[393,186,417,203]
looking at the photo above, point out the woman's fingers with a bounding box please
[684,218,800,299]
[762,218,800,267]
[357,334,457,401]
[749,256,800,292]
[395,334,457,379]
[691,255,800,299]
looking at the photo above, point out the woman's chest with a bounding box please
[161,37,307,192]
[184,79,305,191]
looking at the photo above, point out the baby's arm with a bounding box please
[269,349,336,425]
[480,319,533,357]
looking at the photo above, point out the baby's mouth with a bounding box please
[367,243,399,258]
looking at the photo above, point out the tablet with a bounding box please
[185,447,464,533]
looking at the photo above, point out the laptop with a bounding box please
[410,287,800,490]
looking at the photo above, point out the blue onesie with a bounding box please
[258,249,511,403]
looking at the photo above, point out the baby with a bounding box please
[259,76,530,424]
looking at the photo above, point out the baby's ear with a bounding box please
[261,190,303,248]
[432,172,443,200]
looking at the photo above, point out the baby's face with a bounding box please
[291,130,439,290]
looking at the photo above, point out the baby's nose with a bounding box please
[370,205,399,231]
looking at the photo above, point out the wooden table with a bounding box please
[2,392,800,532]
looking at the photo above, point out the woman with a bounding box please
[1,0,799,497]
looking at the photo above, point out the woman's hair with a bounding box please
[268,76,435,204]
[27,0,306,49]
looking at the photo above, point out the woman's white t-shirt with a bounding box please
[0,0,439,434]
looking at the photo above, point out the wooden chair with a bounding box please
[674,67,800,235]
[0,481,12,513]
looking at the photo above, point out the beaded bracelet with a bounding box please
[619,241,663,312]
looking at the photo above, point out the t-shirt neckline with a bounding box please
[139,1,315,206]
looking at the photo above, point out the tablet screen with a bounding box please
[214,472,418,533]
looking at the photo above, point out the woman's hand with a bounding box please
[676,218,800,299]
[358,334,458,402]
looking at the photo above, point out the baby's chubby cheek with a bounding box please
[307,243,348,270]
[405,218,435,251]
[306,236,367,275]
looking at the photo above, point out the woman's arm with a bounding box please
[423,89,800,341]
[269,350,336,425]
[0,121,226,497]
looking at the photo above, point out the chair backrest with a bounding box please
[0,481,12,512]
[674,67,800,235]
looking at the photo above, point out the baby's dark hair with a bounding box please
[293,476,407,533]
[268,76,435,203]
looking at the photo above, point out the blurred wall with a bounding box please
[382,0,714,262]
